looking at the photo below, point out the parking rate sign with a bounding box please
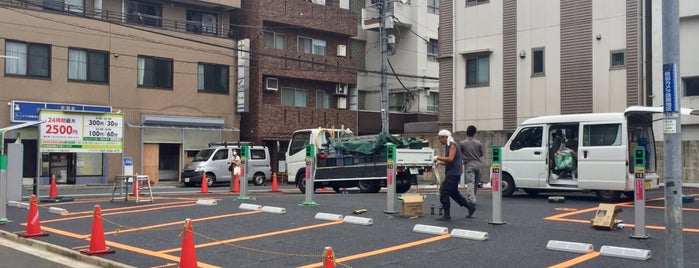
[39,110,123,153]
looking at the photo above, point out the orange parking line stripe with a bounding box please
[158,221,344,254]
[544,207,599,220]
[63,200,197,216]
[85,210,261,238]
[38,225,221,268]
[296,234,452,268]
[40,203,198,223]
[548,251,600,268]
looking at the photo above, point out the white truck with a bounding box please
[285,128,435,193]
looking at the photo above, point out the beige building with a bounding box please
[1,0,240,184]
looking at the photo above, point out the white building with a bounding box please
[356,0,440,116]
[441,0,698,135]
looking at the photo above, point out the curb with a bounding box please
[0,230,136,268]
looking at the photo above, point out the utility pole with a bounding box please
[662,0,683,267]
[376,0,394,134]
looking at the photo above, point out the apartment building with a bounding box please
[231,0,358,172]
[1,0,240,184]
[354,0,439,134]
[439,0,699,182]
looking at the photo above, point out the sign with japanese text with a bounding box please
[663,63,677,113]
[39,110,123,153]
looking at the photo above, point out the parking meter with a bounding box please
[385,143,398,214]
[631,146,649,239]
[490,146,505,225]
[301,144,317,206]
[237,145,250,200]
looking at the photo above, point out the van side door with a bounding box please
[502,125,546,188]
[211,148,232,182]
[577,122,627,190]
[250,148,272,179]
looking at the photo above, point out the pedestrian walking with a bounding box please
[459,125,483,206]
[435,129,476,221]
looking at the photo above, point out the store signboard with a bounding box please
[39,110,123,153]
[11,100,111,123]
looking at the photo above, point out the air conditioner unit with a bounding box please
[337,44,347,57]
[265,77,279,91]
[335,84,348,95]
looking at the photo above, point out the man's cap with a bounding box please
[438,129,451,137]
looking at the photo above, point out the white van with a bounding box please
[181,143,271,187]
[500,106,696,202]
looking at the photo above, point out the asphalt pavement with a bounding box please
[1,181,699,267]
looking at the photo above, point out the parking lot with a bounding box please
[2,183,699,267]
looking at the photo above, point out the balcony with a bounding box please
[0,0,238,39]
[257,0,357,37]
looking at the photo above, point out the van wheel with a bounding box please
[358,180,380,193]
[502,173,516,197]
[596,190,621,202]
[252,173,265,186]
[205,173,215,187]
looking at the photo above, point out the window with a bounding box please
[44,0,84,14]
[289,131,311,156]
[4,41,50,78]
[389,92,405,112]
[684,77,699,97]
[298,37,326,55]
[263,31,286,50]
[187,10,217,34]
[316,90,330,109]
[197,63,229,93]
[427,0,439,14]
[426,92,438,112]
[126,0,162,27]
[251,149,266,160]
[467,0,489,4]
[68,48,108,83]
[509,126,543,151]
[465,54,489,87]
[583,124,622,146]
[281,87,308,107]
[213,149,228,160]
[427,39,438,61]
[137,56,173,89]
[610,50,625,68]
[532,47,544,76]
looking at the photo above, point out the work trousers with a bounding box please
[440,175,470,216]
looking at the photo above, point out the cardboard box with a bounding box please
[591,203,623,230]
[400,194,424,217]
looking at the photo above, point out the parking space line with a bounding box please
[157,221,344,254]
[547,251,600,268]
[36,225,221,268]
[296,234,452,268]
[79,210,262,239]
[39,202,199,223]
[544,199,699,233]
[62,200,198,216]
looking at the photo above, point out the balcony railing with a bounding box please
[1,0,238,39]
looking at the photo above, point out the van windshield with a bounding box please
[192,149,215,162]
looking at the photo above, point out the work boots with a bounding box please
[466,202,476,218]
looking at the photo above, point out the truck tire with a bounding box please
[358,180,380,193]
[296,170,316,194]
[396,183,411,193]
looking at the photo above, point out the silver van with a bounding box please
[181,144,271,187]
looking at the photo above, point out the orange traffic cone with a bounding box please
[322,246,336,268]
[271,172,279,192]
[19,195,48,238]
[132,177,141,196]
[49,174,58,199]
[179,218,198,268]
[231,174,240,193]
[81,205,115,255]
[199,173,210,194]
